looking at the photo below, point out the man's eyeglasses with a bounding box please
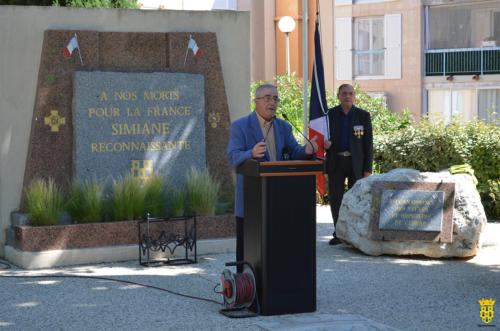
[256,95,280,103]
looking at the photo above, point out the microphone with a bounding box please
[281,113,318,157]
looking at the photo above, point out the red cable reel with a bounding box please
[220,268,256,309]
[217,261,260,318]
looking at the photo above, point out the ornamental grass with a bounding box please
[185,168,221,216]
[24,178,64,226]
[143,173,168,217]
[111,175,145,221]
[67,177,106,223]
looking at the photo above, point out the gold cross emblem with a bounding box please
[44,110,66,132]
[208,112,220,128]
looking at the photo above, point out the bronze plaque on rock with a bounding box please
[369,181,455,243]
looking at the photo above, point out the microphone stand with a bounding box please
[281,113,321,160]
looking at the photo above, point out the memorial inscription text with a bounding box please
[379,190,444,232]
[73,71,205,185]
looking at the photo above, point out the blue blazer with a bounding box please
[227,112,310,217]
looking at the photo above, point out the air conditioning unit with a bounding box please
[367,92,387,106]
[482,38,496,47]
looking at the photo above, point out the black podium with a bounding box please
[237,159,323,315]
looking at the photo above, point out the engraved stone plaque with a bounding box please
[73,71,205,186]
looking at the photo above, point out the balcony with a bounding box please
[425,47,500,76]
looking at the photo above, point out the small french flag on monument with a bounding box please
[187,36,202,59]
[63,33,83,65]
[63,35,79,58]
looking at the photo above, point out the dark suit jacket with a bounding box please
[326,105,373,179]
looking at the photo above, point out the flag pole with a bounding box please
[313,12,330,138]
[75,33,84,66]
[308,6,328,195]
[302,0,308,137]
[183,35,191,66]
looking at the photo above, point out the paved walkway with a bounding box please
[0,206,499,330]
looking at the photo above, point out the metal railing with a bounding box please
[425,47,500,76]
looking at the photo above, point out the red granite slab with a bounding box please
[22,30,233,203]
[14,214,235,252]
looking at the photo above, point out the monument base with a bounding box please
[7,214,235,269]
[5,238,234,269]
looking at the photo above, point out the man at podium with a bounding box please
[227,84,317,269]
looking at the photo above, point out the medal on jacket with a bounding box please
[353,125,364,139]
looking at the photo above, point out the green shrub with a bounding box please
[488,180,500,219]
[4,0,138,7]
[24,178,64,226]
[374,120,463,173]
[479,180,500,220]
[0,0,52,5]
[251,74,308,142]
[185,168,221,216]
[250,77,499,217]
[143,174,168,217]
[374,118,500,178]
[374,117,500,219]
[251,77,411,144]
[67,177,106,223]
[465,120,500,184]
[52,0,138,8]
[110,175,145,221]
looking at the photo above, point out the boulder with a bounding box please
[336,168,487,257]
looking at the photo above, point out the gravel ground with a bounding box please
[0,206,498,330]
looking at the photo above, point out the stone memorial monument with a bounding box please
[336,168,487,258]
[22,30,232,191]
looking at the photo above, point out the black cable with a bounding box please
[0,260,11,270]
[0,260,221,306]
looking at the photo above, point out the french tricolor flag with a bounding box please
[308,19,329,196]
[63,35,79,58]
[188,36,202,59]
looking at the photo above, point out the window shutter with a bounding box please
[384,13,401,79]
[335,17,353,81]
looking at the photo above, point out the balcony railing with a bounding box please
[425,47,500,76]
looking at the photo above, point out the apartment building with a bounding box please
[333,0,419,118]
[140,0,499,123]
[424,0,500,124]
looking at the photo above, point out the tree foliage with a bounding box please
[251,75,499,218]
[251,75,411,141]
[0,0,138,8]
